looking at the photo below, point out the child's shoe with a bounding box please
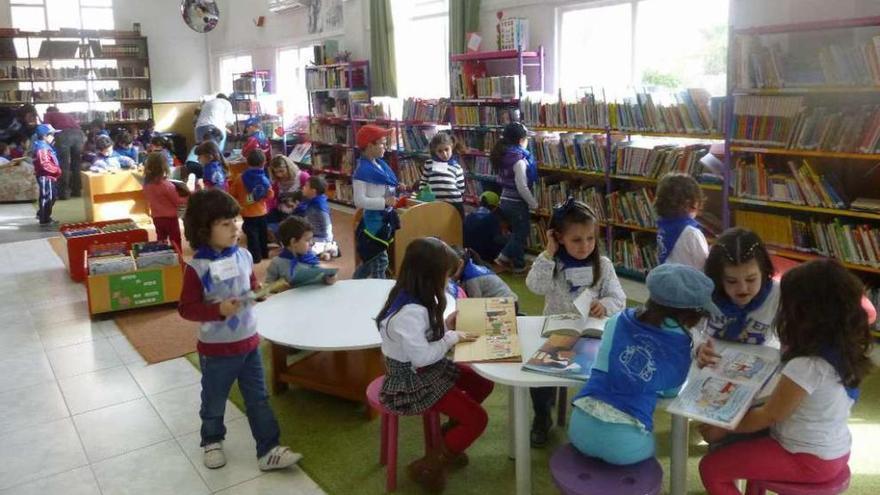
[530,415,553,448]
[407,453,447,493]
[203,442,226,469]
[258,445,302,471]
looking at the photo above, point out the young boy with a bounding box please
[229,149,274,263]
[265,216,337,287]
[464,191,506,263]
[294,176,336,260]
[240,116,271,160]
[115,131,138,162]
[89,135,136,172]
[178,189,301,471]
[654,172,709,269]
[32,124,62,227]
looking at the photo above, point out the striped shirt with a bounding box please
[419,160,465,203]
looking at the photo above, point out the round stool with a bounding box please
[745,465,851,495]
[366,375,442,492]
[550,443,663,495]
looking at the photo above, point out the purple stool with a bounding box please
[550,443,663,495]
[366,375,442,492]
[745,466,851,495]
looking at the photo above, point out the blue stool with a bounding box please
[550,444,663,495]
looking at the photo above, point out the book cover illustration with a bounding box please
[522,334,601,380]
[453,297,521,363]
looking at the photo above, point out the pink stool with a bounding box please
[745,466,851,495]
[366,375,442,492]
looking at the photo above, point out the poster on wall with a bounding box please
[306,0,344,34]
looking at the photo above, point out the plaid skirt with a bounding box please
[380,357,459,415]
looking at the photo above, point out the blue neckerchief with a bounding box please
[204,160,226,188]
[557,249,592,293]
[460,259,493,282]
[278,248,319,279]
[294,193,330,215]
[242,168,270,195]
[193,245,239,292]
[713,282,773,344]
[447,280,462,299]
[379,290,420,323]
[657,216,701,264]
[503,145,538,185]
[819,348,860,402]
[251,130,268,146]
[353,156,398,187]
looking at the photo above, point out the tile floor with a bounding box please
[0,231,325,494]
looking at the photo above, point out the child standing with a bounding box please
[196,140,228,191]
[569,263,717,465]
[655,172,709,269]
[148,136,176,173]
[418,132,465,217]
[229,149,274,264]
[463,191,506,263]
[142,152,188,249]
[525,198,627,446]
[265,216,337,287]
[699,259,872,494]
[452,247,516,300]
[295,176,336,260]
[493,122,538,272]
[266,155,309,230]
[32,124,62,227]
[378,237,494,491]
[178,189,301,471]
[353,124,399,279]
[240,117,271,160]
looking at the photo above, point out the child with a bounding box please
[353,124,399,279]
[229,149,274,264]
[525,197,627,446]
[569,263,717,465]
[149,136,176,172]
[138,118,156,148]
[89,135,136,172]
[377,237,494,491]
[142,152,188,249]
[463,191,506,263]
[418,132,465,216]
[115,131,138,162]
[295,176,336,259]
[32,124,62,227]
[196,140,228,191]
[452,246,515,300]
[699,259,872,494]
[265,216,337,287]
[178,189,302,472]
[266,155,309,232]
[655,172,709,269]
[492,122,538,272]
[240,116,271,159]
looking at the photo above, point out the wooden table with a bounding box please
[81,171,149,222]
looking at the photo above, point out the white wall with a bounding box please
[731,0,880,28]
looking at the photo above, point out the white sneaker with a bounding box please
[258,446,302,471]
[203,442,226,469]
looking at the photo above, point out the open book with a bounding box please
[289,265,337,288]
[522,333,601,381]
[666,341,781,429]
[453,297,521,363]
[541,289,608,338]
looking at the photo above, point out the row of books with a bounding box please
[332,180,353,203]
[82,108,152,122]
[131,242,178,270]
[736,209,880,268]
[233,99,260,114]
[731,157,846,209]
[453,106,520,126]
[94,66,149,78]
[400,127,435,153]
[474,76,520,99]
[533,178,607,220]
[0,89,30,102]
[397,159,422,191]
[608,188,657,228]
[352,100,393,120]
[306,65,367,90]
[63,220,139,238]
[402,97,449,123]
[33,89,88,102]
[309,122,351,146]
[612,235,659,274]
[453,129,498,153]
[530,133,607,173]
[311,94,353,119]
[232,73,269,94]
[100,44,142,57]
[463,155,491,176]
[95,87,149,100]
[613,142,710,179]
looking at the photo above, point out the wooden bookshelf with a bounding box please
[729,197,880,221]
[730,146,880,161]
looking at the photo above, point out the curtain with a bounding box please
[449,0,481,55]
[370,0,398,97]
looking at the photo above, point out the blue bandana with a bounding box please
[378,290,420,323]
[447,280,462,299]
[713,282,773,344]
[819,348,860,402]
[460,259,493,282]
[657,216,701,264]
[203,160,226,189]
[278,248,319,279]
[353,157,398,187]
[557,249,592,293]
[294,193,330,215]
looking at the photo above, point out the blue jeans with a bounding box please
[353,251,389,279]
[499,200,531,268]
[568,407,654,465]
[196,125,227,152]
[199,348,280,458]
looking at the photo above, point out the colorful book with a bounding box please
[453,297,521,363]
[522,334,601,381]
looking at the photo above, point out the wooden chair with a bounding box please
[393,202,463,274]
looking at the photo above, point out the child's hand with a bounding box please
[698,423,729,444]
[696,340,722,368]
[544,229,559,256]
[324,274,337,285]
[589,301,607,318]
[445,310,458,330]
[219,298,241,317]
[455,331,479,343]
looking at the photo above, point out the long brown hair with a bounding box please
[776,259,873,389]
[195,140,228,173]
[143,152,168,184]
[377,237,459,341]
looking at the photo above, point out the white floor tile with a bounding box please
[0,326,44,357]
[91,439,210,495]
[0,381,69,436]
[0,418,88,490]
[73,397,172,463]
[0,351,55,394]
[128,357,202,396]
[37,319,107,350]
[47,339,122,378]
[0,466,100,495]
[28,300,90,329]
[58,366,143,415]
[178,417,270,492]
[214,470,325,495]
[93,319,124,338]
[148,383,243,437]
[107,334,147,366]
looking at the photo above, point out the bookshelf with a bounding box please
[231,70,271,136]
[0,29,153,125]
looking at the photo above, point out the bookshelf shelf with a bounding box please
[450,98,520,105]
[730,146,880,161]
[450,50,541,62]
[608,222,658,234]
[767,247,880,275]
[733,86,880,95]
[729,197,880,221]
[537,166,605,179]
[733,15,880,35]
[616,130,725,140]
[533,126,608,134]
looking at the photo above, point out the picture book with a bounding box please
[522,333,601,381]
[453,297,521,363]
[290,265,337,288]
[666,341,781,429]
[540,289,608,338]
[245,279,289,301]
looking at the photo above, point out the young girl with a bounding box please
[655,172,709,269]
[570,263,717,465]
[699,259,872,494]
[377,237,494,491]
[525,198,627,446]
[195,140,228,191]
[353,124,399,279]
[266,155,309,230]
[492,122,538,272]
[142,152,189,249]
[452,246,516,301]
[149,136,176,173]
[419,132,466,217]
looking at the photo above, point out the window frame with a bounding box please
[391,0,450,99]
[217,53,254,96]
[275,44,314,119]
[9,0,114,31]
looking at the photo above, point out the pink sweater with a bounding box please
[144,179,186,218]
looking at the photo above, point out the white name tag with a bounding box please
[432,162,449,174]
[210,257,239,282]
[564,267,593,288]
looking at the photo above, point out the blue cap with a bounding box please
[35,124,58,137]
[244,117,261,128]
[646,263,719,316]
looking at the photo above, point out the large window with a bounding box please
[559,0,728,95]
[276,45,313,118]
[10,0,114,31]
[391,0,449,99]
[218,54,253,96]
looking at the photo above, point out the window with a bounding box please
[10,0,114,31]
[276,46,313,118]
[218,54,253,96]
[391,0,449,99]
[559,0,728,95]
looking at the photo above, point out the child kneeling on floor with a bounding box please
[265,216,337,287]
[178,189,301,472]
[378,237,494,492]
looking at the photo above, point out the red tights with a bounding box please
[432,364,494,454]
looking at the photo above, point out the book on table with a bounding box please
[666,340,781,429]
[540,289,609,338]
[522,333,601,381]
[452,297,521,363]
[289,265,337,288]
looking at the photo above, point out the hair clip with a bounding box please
[718,240,761,263]
[551,197,597,226]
